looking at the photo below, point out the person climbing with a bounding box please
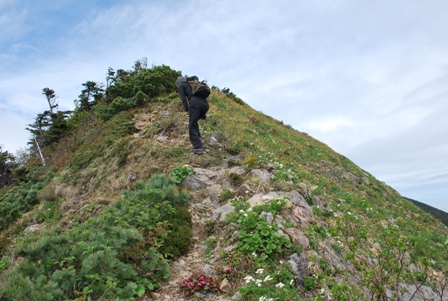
[176,75,209,155]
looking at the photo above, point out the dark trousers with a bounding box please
[189,97,209,149]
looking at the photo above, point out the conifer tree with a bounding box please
[42,87,58,113]
[0,146,16,187]
[75,81,104,110]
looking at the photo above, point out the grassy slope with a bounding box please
[1,88,447,299]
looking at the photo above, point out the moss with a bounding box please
[158,205,192,259]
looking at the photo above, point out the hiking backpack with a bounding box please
[187,77,211,99]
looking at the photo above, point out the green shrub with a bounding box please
[0,174,191,300]
[228,199,291,261]
[170,164,195,184]
[107,65,180,104]
[219,188,233,202]
[0,167,53,231]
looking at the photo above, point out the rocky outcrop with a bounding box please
[155,162,448,301]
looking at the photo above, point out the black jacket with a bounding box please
[178,81,192,112]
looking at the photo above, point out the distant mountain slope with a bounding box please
[406,197,448,227]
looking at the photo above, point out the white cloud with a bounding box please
[1,0,448,212]
[0,112,30,153]
[307,117,354,134]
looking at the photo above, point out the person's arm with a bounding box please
[178,84,190,113]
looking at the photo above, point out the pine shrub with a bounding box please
[0,174,192,300]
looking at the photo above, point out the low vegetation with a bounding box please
[0,60,447,300]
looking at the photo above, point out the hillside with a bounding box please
[406,197,448,227]
[1,63,447,301]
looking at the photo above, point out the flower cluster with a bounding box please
[181,269,220,296]
[243,269,287,292]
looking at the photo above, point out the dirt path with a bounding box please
[150,199,225,301]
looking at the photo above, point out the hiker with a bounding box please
[176,76,209,155]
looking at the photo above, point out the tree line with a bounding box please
[0,58,180,189]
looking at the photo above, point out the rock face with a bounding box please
[155,163,448,301]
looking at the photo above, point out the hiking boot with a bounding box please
[192,148,204,155]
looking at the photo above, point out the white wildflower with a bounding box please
[275,282,285,288]
[256,268,264,274]
[263,275,273,282]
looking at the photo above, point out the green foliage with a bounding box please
[94,91,149,121]
[3,58,448,301]
[34,199,63,224]
[229,172,244,186]
[0,257,8,271]
[170,164,195,184]
[228,199,291,261]
[215,86,246,106]
[67,111,136,174]
[104,64,180,118]
[304,276,317,291]
[219,188,234,202]
[0,167,53,231]
[0,174,191,300]
[238,264,298,301]
[0,148,17,188]
[158,204,192,258]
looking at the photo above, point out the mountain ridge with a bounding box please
[406,197,448,227]
[0,63,447,300]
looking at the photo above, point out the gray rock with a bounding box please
[285,228,310,250]
[250,169,272,184]
[181,168,219,190]
[213,202,235,222]
[237,184,251,197]
[260,211,274,223]
[288,253,308,285]
[231,291,243,300]
[288,190,307,206]
[202,264,218,279]
[209,136,220,145]
[182,175,207,190]
[25,224,42,232]
[208,184,223,202]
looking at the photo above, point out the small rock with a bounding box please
[220,278,231,292]
[209,136,220,145]
[25,224,41,232]
[265,164,275,172]
[213,202,235,222]
[237,184,251,197]
[285,228,310,250]
[231,291,243,300]
[288,253,308,285]
[250,169,272,184]
[202,264,217,278]
[260,211,274,223]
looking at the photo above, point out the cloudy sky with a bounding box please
[1,0,447,212]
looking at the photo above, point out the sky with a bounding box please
[1,0,447,212]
